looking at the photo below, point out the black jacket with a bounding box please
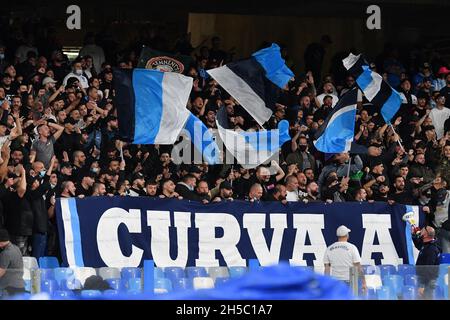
[413,238,441,282]
[175,183,202,201]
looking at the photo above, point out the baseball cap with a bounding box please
[219,181,233,190]
[438,66,450,75]
[0,228,9,242]
[189,166,202,174]
[133,172,145,181]
[336,225,351,237]
[42,77,57,86]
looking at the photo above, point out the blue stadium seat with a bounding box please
[186,267,208,278]
[207,267,230,280]
[362,288,377,300]
[39,268,55,281]
[60,278,82,290]
[121,267,142,280]
[38,256,60,269]
[154,278,172,293]
[397,264,415,277]
[229,267,247,278]
[439,264,450,275]
[404,274,418,287]
[103,289,119,297]
[377,286,395,300]
[98,267,121,280]
[440,253,450,264]
[164,267,185,281]
[362,265,380,275]
[127,290,141,296]
[154,267,165,279]
[54,268,74,286]
[80,290,102,298]
[434,286,445,300]
[106,278,123,291]
[383,275,403,296]
[402,286,418,300]
[172,278,193,291]
[53,290,74,299]
[128,278,142,292]
[215,277,230,286]
[40,279,58,294]
[379,265,397,277]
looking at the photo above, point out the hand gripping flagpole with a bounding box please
[389,123,405,152]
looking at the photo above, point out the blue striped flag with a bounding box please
[208,43,294,126]
[343,53,402,124]
[114,68,192,144]
[314,88,358,153]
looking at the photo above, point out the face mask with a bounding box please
[91,167,99,173]
[299,145,307,152]
[50,183,56,189]
[75,69,83,75]
[0,53,4,60]
[39,170,46,178]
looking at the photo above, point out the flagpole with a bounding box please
[346,155,351,179]
[389,124,405,152]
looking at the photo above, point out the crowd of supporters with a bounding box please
[0,22,449,262]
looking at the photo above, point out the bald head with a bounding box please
[422,226,435,240]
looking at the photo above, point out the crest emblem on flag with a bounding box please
[145,56,185,73]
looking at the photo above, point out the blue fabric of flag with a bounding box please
[252,43,294,89]
[313,88,358,153]
[132,69,163,144]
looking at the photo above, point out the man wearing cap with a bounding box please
[212,181,234,202]
[324,226,366,290]
[433,66,450,92]
[128,172,146,197]
[0,228,25,296]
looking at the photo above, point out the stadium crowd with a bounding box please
[0,23,449,264]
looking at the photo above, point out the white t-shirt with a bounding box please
[323,241,361,281]
[62,72,90,89]
[429,107,450,140]
[286,190,299,202]
[316,93,339,108]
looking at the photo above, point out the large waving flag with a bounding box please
[114,68,192,144]
[314,88,358,153]
[343,53,402,124]
[208,43,294,126]
[216,106,290,168]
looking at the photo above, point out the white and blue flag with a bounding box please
[343,53,402,124]
[208,43,294,126]
[216,106,290,168]
[313,88,358,153]
[114,68,192,145]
